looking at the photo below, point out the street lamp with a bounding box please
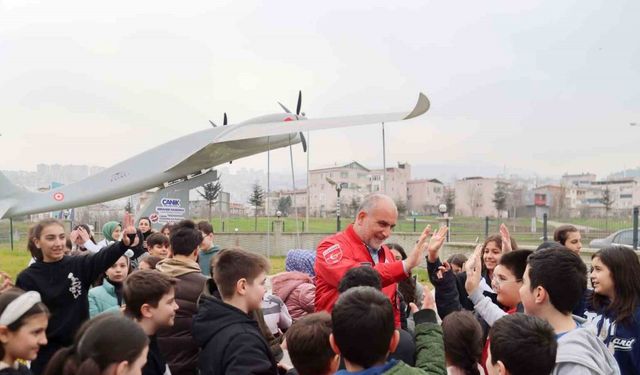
[326,177,345,232]
[438,204,451,242]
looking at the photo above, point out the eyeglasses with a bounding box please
[491,277,522,288]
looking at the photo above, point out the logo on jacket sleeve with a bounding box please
[322,244,343,265]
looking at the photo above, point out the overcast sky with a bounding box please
[1,0,638,181]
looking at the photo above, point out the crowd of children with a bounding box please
[0,200,638,375]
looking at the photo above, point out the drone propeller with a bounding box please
[278,91,307,152]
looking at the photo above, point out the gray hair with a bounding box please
[357,193,397,215]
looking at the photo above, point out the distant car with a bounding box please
[589,228,640,249]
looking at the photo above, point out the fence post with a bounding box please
[484,216,489,238]
[446,217,451,242]
[222,221,225,232]
[633,207,639,250]
[413,217,417,232]
[543,213,548,241]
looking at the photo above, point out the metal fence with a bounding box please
[4,208,640,250]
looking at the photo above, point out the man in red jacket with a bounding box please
[314,193,447,327]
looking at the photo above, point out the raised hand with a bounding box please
[121,212,139,247]
[427,225,449,263]
[0,271,13,293]
[77,226,91,243]
[69,229,81,245]
[421,285,436,311]
[409,284,436,313]
[500,223,512,253]
[464,244,484,295]
[436,260,452,280]
[405,225,432,270]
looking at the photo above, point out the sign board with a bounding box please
[154,198,186,224]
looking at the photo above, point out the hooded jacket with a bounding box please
[88,278,122,318]
[271,271,315,320]
[198,245,221,277]
[192,295,278,375]
[156,257,208,375]
[553,326,621,375]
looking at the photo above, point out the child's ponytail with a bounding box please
[43,315,148,375]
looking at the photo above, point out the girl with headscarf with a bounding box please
[271,249,316,321]
[96,221,122,250]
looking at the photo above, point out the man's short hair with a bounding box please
[357,193,396,215]
[212,248,270,300]
[337,266,382,293]
[285,312,334,375]
[170,220,203,256]
[332,286,394,368]
[124,270,177,320]
[489,313,557,375]
[197,220,214,235]
[527,247,587,314]
[498,250,532,280]
[146,232,169,248]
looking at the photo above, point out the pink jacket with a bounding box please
[271,271,316,321]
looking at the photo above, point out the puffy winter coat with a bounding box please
[271,271,315,321]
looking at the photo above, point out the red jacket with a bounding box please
[314,224,407,327]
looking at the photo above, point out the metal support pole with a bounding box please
[382,122,387,193]
[446,217,451,242]
[543,213,548,241]
[413,217,417,232]
[336,188,341,232]
[633,207,639,250]
[9,218,14,251]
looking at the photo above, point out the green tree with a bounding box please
[445,188,455,214]
[248,182,265,231]
[198,181,222,222]
[493,181,508,217]
[277,196,292,216]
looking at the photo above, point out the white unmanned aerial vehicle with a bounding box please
[0,92,430,219]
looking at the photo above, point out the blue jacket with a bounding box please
[88,279,121,318]
[586,303,640,375]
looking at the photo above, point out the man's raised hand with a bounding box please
[405,225,432,270]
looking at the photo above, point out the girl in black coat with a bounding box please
[16,214,139,375]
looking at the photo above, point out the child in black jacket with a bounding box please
[16,214,138,374]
